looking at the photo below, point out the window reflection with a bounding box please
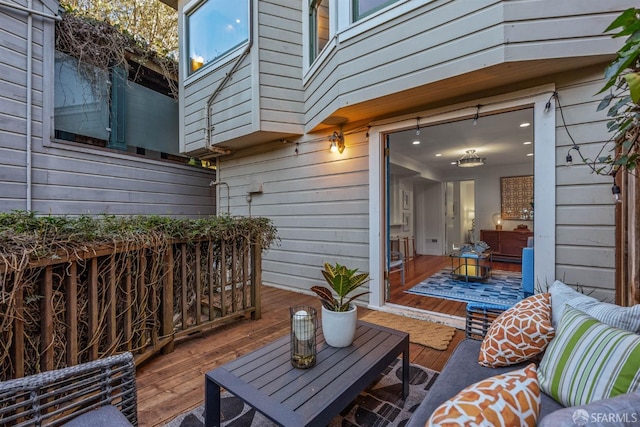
[187,0,249,75]
[353,0,398,21]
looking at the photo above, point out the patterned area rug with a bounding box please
[164,358,438,427]
[406,268,523,306]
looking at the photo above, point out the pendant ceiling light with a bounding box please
[456,149,486,167]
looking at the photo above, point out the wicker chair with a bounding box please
[0,352,137,426]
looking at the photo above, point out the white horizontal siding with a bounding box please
[553,70,616,294]
[258,0,304,135]
[219,131,370,295]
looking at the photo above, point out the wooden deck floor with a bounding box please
[136,255,520,426]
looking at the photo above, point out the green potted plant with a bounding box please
[311,262,370,347]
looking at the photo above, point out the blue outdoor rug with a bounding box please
[406,268,523,306]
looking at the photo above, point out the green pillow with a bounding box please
[538,306,640,407]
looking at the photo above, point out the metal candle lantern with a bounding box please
[290,306,317,369]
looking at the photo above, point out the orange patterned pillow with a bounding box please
[478,293,554,367]
[427,363,540,427]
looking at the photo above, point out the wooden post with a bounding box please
[617,171,640,306]
[137,250,147,352]
[161,245,174,354]
[250,243,262,320]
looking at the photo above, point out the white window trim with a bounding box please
[367,85,556,309]
[303,0,433,83]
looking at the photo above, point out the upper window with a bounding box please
[309,0,330,65]
[186,0,249,75]
[352,0,399,21]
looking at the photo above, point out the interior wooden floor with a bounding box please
[387,254,522,318]
[136,255,521,426]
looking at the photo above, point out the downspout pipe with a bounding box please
[26,0,33,211]
[204,4,254,151]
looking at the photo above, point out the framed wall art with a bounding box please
[500,175,534,220]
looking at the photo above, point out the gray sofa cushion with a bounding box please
[538,391,640,427]
[407,339,563,427]
[62,405,133,427]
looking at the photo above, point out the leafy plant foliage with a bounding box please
[311,263,370,312]
[596,8,640,174]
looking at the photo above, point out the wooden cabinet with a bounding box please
[480,229,533,262]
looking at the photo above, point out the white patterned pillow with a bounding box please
[549,280,640,332]
[538,306,640,407]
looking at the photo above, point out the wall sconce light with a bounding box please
[329,131,345,153]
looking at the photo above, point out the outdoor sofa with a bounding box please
[408,280,640,426]
[0,352,137,426]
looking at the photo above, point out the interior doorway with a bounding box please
[381,107,535,308]
[445,180,475,252]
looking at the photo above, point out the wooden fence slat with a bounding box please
[231,242,237,313]
[41,266,54,372]
[12,282,24,378]
[161,245,174,355]
[251,244,262,320]
[242,240,249,310]
[88,258,99,360]
[107,257,117,349]
[137,251,147,353]
[181,244,188,330]
[66,262,78,366]
[195,243,201,325]
[150,251,159,347]
[124,257,132,351]
[221,242,227,318]
[208,243,214,321]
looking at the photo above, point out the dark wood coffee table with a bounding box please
[204,320,409,427]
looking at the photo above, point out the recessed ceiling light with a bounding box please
[450,161,457,165]
[435,153,442,157]
[520,122,531,128]
[523,141,532,145]
[412,140,420,145]
[527,153,534,156]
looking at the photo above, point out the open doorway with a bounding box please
[383,108,534,306]
[445,180,476,252]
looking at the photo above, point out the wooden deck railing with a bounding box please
[0,237,262,381]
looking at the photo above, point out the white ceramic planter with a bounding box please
[321,304,357,347]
